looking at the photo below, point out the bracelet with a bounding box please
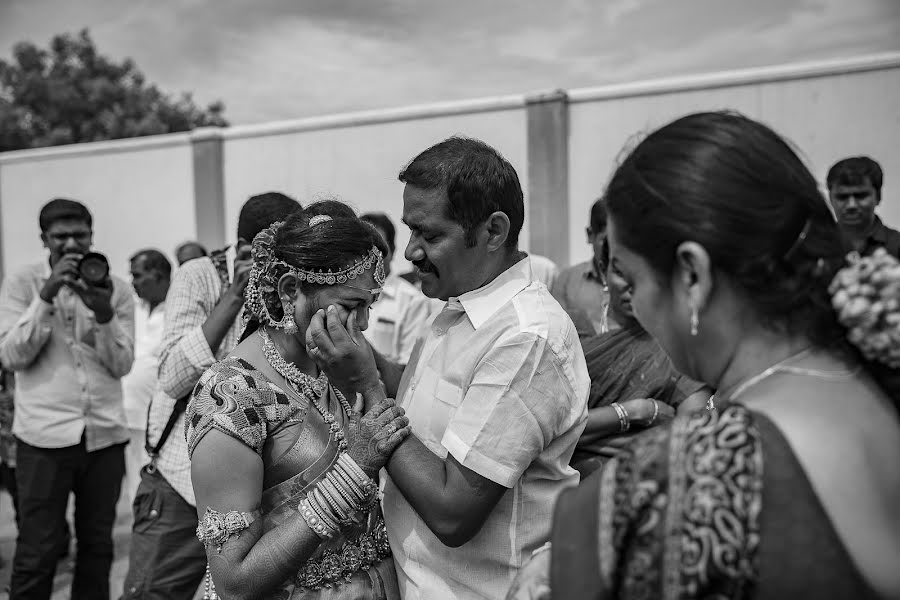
[648,400,660,426]
[196,508,259,553]
[611,402,630,433]
[299,497,338,539]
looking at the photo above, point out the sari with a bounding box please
[186,357,398,600]
[571,325,702,473]
[552,405,881,599]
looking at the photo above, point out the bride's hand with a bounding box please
[306,306,382,397]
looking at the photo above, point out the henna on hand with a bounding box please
[346,398,412,478]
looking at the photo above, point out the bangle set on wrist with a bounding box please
[611,402,630,433]
[298,454,380,539]
[647,400,660,426]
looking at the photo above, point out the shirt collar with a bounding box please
[454,256,532,330]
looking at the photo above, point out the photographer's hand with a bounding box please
[39,254,81,304]
[67,277,115,324]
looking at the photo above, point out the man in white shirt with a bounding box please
[309,137,589,600]
[360,212,437,365]
[121,249,171,503]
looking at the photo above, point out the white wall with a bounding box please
[0,136,196,281]
[222,106,528,274]
[567,61,900,265]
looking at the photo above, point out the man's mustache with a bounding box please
[414,260,437,274]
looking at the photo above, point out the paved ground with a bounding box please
[0,487,203,599]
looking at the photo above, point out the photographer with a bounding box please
[0,198,135,600]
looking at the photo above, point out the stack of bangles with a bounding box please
[299,454,380,539]
[610,402,630,433]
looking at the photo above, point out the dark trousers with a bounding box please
[10,438,125,600]
[121,467,207,600]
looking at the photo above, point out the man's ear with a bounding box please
[484,211,511,252]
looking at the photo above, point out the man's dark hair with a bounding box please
[399,136,524,248]
[237,192,302,242]
[826,156,883,194]
[360,212,396,254]
[589,197,607,234]
[130,249,172,278]
[39,198,92,232]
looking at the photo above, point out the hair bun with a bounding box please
[829,248,900,368]
[308,215,333,227]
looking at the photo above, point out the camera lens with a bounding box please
[78,252,109,285]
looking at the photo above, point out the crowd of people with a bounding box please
[0,111,897,600]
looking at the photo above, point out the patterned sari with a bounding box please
[571,325,702,473]
[551,405,880,599]
[186,357,397,600]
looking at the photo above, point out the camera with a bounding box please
[77,252,110,286]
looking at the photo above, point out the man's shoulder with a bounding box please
[170,257,218,294]
[4,262,44,283]
[556,260,591,281]
[501,284,580,346]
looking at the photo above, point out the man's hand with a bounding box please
[306,306,383,401]
[39,254,82,303]
[225,254,253,303]
[67,277,115,324]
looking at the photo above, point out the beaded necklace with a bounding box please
[707,347,860,410]
[259,327,352,452]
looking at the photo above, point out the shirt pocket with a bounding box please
[428,378,463,444]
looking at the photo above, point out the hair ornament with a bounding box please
[783,218,811,261]
[308,214,333,227]
[829,248,900,368]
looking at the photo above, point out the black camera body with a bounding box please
[77,252,110,286]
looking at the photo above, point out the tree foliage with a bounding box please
[0,29,228,152]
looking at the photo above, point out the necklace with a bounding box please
[707,347,860,410]
[259,327,351,452]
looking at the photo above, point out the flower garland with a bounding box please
[829,248,900,368]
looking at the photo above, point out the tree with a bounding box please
[0,29,228,152]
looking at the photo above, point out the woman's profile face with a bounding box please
[291,268,380,337]
[607,219,692,374]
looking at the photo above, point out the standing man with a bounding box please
[121,249,171,504]
[827,156,900,258]
[551,198,613,337]
[360,212,438,366]
[0,198,135,600]
[121,192,300,600]
[310,137,589,600]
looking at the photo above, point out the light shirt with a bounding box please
[122,298,166,430]
[363,273,437,365]
[528,254,560,290]
[382,256,589,600]
[150,254,241,505]
[0,261,135,450]
[550,259,610,337]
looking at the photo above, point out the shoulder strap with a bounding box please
[145,394,190,457]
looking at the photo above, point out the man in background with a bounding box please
[0,198,134,600]
[360,212,437,366]
[827,156,900,257]
[121,249,171,504]
[551,198,613,337]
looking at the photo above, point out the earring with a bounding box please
[272,299,298,335]
[689,305,699,337]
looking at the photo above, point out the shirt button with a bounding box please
[410,382,417,392]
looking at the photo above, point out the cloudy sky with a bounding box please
[1,0,898,125]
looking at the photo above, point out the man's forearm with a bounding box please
[385,435,453,530]
[372,350,404,398]
[201,294,244,355]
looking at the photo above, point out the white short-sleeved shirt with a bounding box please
[382,256,589,600]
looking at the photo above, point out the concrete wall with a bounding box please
[566,54,900,265]
[0,135,196,280]
[1,52,898,282]
[221,98,528,274]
